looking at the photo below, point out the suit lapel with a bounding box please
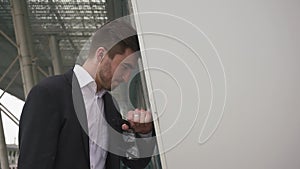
[65,69,90,162]
[65,69,125,168]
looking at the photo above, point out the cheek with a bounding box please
[101,65,113,81]
[111,66,121,79]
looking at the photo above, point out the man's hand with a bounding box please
[122,109,153,134]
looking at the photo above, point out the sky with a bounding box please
[0,89,24,145]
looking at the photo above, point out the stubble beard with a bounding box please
[97,68,112,91]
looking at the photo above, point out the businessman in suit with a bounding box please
[18,20,155,169]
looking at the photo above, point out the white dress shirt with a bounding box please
[73,65,108,169]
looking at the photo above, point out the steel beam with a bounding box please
[22,0,38,85]
[37,66,49,78]
[0,103,19,126]
[11,0,35,97]
[0,55,18,84]
[49,35,63,75]
[48,66,53,76]
[0,70,20,99]
[0,30,17,48]
[48,0,79,53]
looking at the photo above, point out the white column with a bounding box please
[11,0,35,97]
[49,35,63,75]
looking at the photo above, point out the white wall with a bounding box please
[133,0,300,169]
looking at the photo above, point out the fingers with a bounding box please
[127,110,134,121]
[122,124,130,131]
[124,109,153,134]
[126,109,152,124]
[139,110,146,123]
[133,109,140,123]
[145,111,152,123]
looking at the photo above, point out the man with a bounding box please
[18,20,154,169]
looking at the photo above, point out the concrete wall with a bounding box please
[134,0,300,168]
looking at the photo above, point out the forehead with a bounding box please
[113,48,139,66]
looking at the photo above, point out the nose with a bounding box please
[122,71,131,83]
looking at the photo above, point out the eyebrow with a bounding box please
[123,62,134,69]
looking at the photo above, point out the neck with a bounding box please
[82,59,97,79]
[82,59,103,92]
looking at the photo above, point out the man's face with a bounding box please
[96,48,138,91]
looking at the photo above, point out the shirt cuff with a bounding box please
[138,131,153,138]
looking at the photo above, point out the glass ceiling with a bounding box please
[0,0,112,99]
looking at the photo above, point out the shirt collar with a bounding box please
[97,89,107,98]
[73,64,94,88]
[73,64,107,97]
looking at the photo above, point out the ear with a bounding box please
[95,47,106,62]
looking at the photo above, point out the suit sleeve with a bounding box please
[120,121,157,169]
[18,84,62,169]
[121,139,157,168]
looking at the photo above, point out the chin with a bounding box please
[104,84,112,91]
[110,82,121,90]
[110,85,117,91]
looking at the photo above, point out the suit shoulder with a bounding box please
[40,74,67,86]
[31,73,71,95]
[38,74,64,88]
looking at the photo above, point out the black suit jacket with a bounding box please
[18,69,152,169]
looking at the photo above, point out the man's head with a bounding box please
[84,20,140,91]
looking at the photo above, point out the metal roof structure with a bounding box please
[0,1,137,168]
[0,1,164,168]
[0,0,129,100]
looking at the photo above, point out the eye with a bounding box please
[117,64,127,73]
[121,64,130,71]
